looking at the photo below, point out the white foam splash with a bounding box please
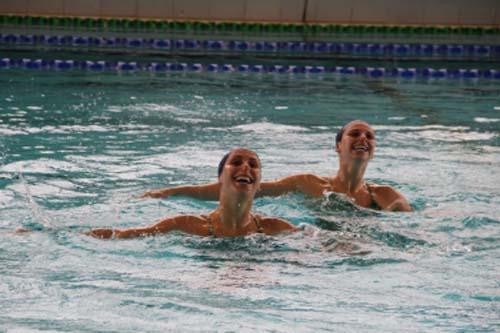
[0,126,25,135]
[126,103,182,113]
[0,124,157,136]
[374,124,470,131]
[418,130,495,142]
[474,117,500,123]
[177,117,210,124]
[17,167,54,229]
[27,106,43,110]
[2,159,85,174]
[232,122,309,133]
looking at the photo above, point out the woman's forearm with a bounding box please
[258,178,298,197]
[141,183,220,200]
[258,174,325,198]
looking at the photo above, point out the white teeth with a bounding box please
[235,176,252,184]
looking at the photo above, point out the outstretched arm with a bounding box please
[141,174,326,200]
[372,186,412,212]
[86,215,209,239]
[258,174,327,198]
[140,183,220,201]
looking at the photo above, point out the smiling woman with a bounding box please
[87,148,296,239]
[140,121,412,211]
[247,120,412,211]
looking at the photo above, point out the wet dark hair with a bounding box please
[217,148,260,178]
[335,126,346,146]
[217,152,231,178]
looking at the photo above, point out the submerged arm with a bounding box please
[140,183,220,201]
[372,186,412,212]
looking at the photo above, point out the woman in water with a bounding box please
[87,148,296,239]
[140,121,412,212]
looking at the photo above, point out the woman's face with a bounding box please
[219,149,261,195]
[336,121,376,161]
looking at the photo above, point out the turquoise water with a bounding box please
[1,69,499,332]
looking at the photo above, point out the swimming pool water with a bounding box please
[0,68,499,332]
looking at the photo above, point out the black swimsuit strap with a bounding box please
[253,214,265,234]
[366,183,374,196]
[365,183,381,210]
[202,214,216,236]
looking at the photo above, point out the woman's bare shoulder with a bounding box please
[165,214,212,236]
[367,183,412,212]
[368,183,401,195]
[257,216,297,235]
[304,173,330,183]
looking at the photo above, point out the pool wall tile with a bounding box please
[246,0,302,22]
[279,0,304,22]
[100,0,137,18]
[351,0,391,24]
[496,4,500,25]
[1,0,29,14]
[209,0,245,21]
[64,0,100,17]
[385,0,426,25]
[306,0,353,23]
[28,0,64,15]
[422,0,460,25]
[137,0,174,19]
[0,0,498,26]
[173,0,210,20]
[457,0,497,25]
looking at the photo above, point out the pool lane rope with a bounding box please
[1,57,499,79]
[1,33,499,59]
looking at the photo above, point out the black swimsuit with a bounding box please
[366,183,382,210]
[204,213,264,237]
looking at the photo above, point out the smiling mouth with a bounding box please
[353,145,369,152]
[234,176,254,184]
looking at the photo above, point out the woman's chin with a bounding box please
[230,186,256,198]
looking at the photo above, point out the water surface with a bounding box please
[1,69,499,332]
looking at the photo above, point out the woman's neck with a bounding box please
[216,192,254,232]
[333,159,368,194]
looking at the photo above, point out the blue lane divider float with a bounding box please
[1,33,499,59]
[1,57,499,79]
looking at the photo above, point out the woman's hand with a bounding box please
[85,228,115,239]
[139,189,170,199]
